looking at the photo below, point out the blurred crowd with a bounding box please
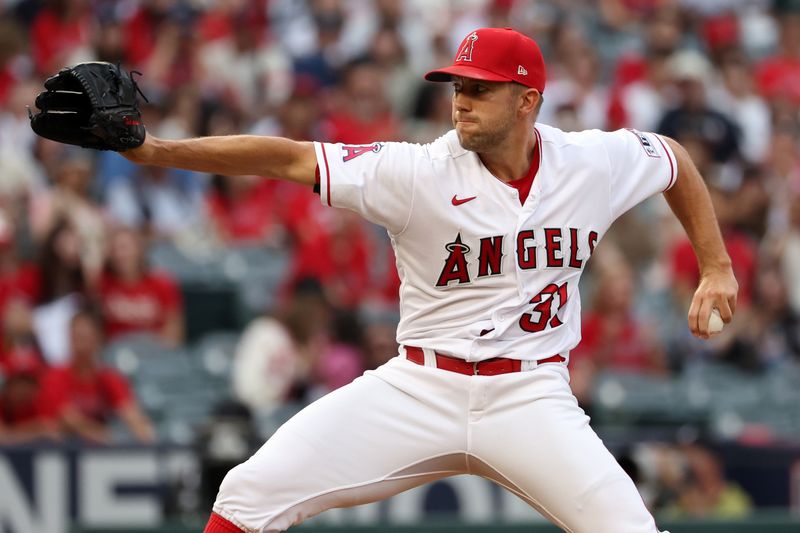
[1,0,800,516]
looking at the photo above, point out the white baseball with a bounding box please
[708,308,724,334]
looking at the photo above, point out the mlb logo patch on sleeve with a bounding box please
[627,129,660,158]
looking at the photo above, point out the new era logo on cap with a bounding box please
[424,27,546,92]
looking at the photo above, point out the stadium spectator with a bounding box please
[368,25,418,117]
[669,185,757,312]
[0,81,40,180]
[406,80,452,143]
[197,3,291,113]
[35,218,90,305]
[287,209,373,309]
[539,21,608,130]
[29,0,93,76]
[776,191,800,314]
[285,0,348,88]
[0,210,40,324]
[205,175,284,246]
[756,5,800,109]
[1,298,44,378]
[667,443,753,518]
[709,50,771,165]
[232,278,361,413]
[0,14,26,107]
[29,147,106,277]
[656,50,741,170]
[271,82,324,141]
[32,218,92,365]
[570,247,667,406]
[37,309,155,444]
[123,0,200,92]
[90,7,125,65]
[322,57,402,143]
[104,161,207,238]
[0,349,56,444]
[708,266,800,371]
[98,226,184,347]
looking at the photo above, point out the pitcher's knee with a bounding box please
[572,475,658,533]
[216,463,248,504]
[212,463,273,532]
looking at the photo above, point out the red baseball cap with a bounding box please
[425,27,546,92]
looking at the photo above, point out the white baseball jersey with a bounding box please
[212,123,675,533]
[313,124,677,362]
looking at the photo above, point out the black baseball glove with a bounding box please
[29,61,147,151]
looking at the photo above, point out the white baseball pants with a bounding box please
[212,356,665,533]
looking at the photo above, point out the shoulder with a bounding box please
[536,123,623,149]
[423,130,472,162]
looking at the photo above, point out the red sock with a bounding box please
[204,512,245,533]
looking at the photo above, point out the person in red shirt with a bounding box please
[287,210,372,310]
[0,350,57,444]
[205,175,282,245]
[99,227,184,347]
[322,58,402,144]
[38,309,154,444]
[0,213,40,323]
[29,0,92,76]
[570,251,666,407]
[669,186,757,310]
[756,11,800,107]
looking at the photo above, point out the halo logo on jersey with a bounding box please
[342,143,383,162]
[456,32,478,63]
[436,233,471,287]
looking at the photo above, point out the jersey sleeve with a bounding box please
[314,141,419,234]
[603,128,677,220]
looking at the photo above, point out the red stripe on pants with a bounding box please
[204,512,244,532]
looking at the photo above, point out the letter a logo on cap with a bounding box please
[456,32,478,62]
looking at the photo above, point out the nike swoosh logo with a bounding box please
[452,195,477,206]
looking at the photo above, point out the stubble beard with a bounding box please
[454,111,515,153]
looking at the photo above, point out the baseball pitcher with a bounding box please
[31,28,737,533]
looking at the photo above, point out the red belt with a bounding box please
[404,346,565,376]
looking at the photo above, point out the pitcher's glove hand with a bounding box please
[29,61,147,151]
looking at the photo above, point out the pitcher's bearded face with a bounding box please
[451,78,519,152]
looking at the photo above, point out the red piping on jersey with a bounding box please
[654,134,676,191]
[320,144,331,206]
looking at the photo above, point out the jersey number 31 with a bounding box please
[519,282,568,333]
